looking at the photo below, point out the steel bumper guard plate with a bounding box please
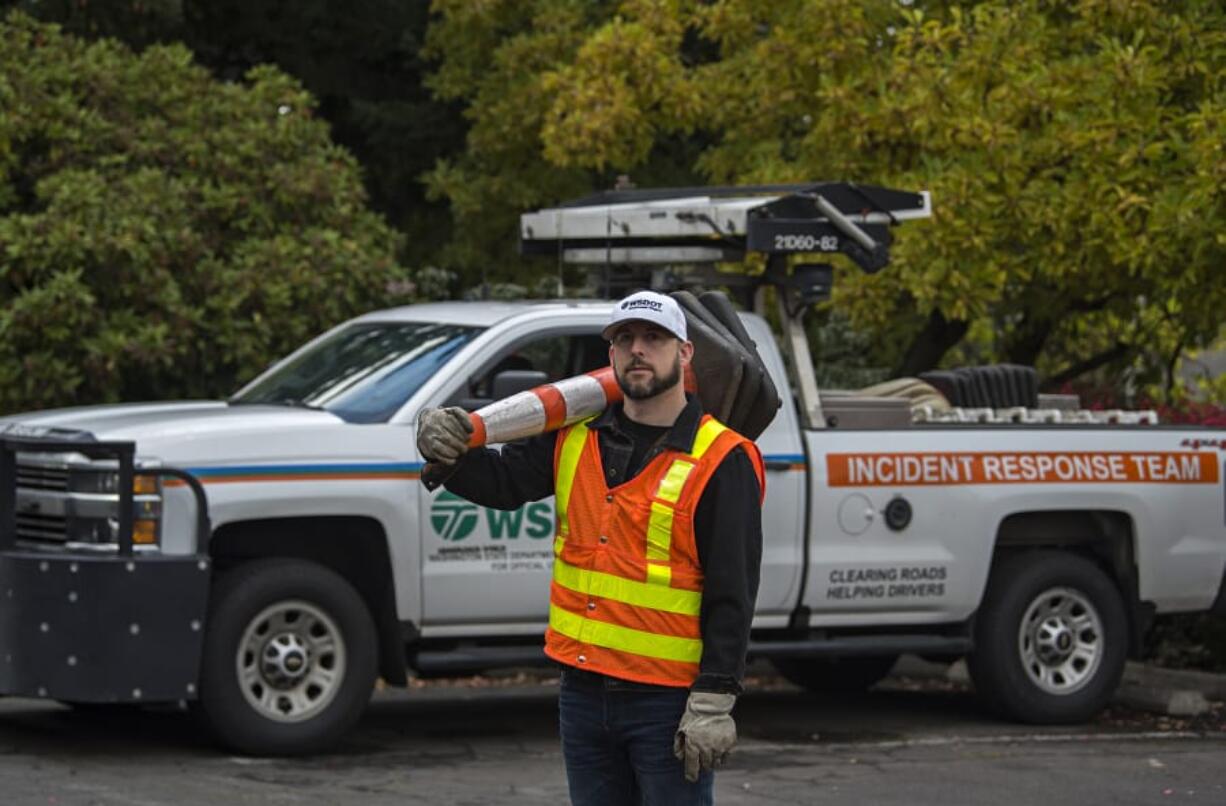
[0,551,210,703]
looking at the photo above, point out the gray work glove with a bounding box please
[673,691,737,782]
[417,407,473,465]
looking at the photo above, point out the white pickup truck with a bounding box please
[1,184,1223,756]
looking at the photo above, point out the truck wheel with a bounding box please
[968,550,1127,724]
[198,559,377,755]
[771,655,899,693]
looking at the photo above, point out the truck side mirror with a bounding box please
[491,369,549,401]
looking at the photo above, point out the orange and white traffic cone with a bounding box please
[466,366,698,448]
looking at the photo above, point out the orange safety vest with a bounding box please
[544,413,765,687]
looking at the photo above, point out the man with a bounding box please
[417,290,764,805]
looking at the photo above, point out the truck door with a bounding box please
[419,330,609,627]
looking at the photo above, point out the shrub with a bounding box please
[0,11,408,412]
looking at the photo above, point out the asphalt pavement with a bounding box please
[0,667,1223,805]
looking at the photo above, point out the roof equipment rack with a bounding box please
[520,182,930,273]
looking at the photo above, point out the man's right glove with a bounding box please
[417,407,474,465]
[673,691,737,783]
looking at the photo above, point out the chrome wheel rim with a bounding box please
[1018,586,1103,696]
[237,600,346,723]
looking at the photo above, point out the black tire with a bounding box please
[967,550,1128,724]
[198,558,377,755]
[771,654,899,693]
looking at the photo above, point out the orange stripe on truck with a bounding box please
[827,451,1220,487]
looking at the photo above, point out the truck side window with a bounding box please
[469,333,607,402]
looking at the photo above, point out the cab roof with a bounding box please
[351,299,615,328]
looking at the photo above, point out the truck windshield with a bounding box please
[230,322,481,423]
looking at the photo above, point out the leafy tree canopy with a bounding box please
[423,0,709,284]
[0,11,407,412]
[427,0,1226,393]
[3,0,464,268]
[179,0,463,267]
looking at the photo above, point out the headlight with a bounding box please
[69,470,161,495]
[65,467,163,546]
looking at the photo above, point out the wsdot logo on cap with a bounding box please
[602,291,687,341]
[622,298,663,312]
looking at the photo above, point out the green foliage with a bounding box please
[0,0,185,49]
[178,0,463,268]
[0,11,408,412]
[1188,363,1226,407]
[806,309,892,390]
[427,0,1226,385]
[423,0,706,285]
[815,0,1226,384]
[3,0,463,271]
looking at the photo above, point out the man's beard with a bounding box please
[615,353,682,400]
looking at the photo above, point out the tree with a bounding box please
[426,0,1226,393]
[0,11,407,412]
[180,0,465,268]
[2,0,465,270]
[0,0,186,50]
[423,0,709,285]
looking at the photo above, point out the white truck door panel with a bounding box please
[419,485,557,626]
[805,431,970,624]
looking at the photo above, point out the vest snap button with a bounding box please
[599,536,608,544]
[577,655,587,663]
[587,601,596,611]
[605,494,613,503]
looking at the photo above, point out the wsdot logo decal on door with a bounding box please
[431,492,480,542]
[430,491,555,541]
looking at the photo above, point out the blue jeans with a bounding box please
[558,667,714,806]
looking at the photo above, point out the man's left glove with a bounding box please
[673,691,737,783]
[417,407,474,465]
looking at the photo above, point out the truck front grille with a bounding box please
[16,464,69,492]
[15,512,68,542]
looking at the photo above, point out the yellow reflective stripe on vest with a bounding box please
[656,460,694,504]
[645,455,699,584]
[554,557,700,615]
[646,562,672,586]
[645,501,673,561]
[646,458,697,578]
[550,604,702,664]
[555,421,590,534]
[690,418,729,459]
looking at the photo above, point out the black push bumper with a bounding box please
[0,551,210,702]
[0,433,212,703]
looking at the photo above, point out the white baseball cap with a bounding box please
[602,290,688,342]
